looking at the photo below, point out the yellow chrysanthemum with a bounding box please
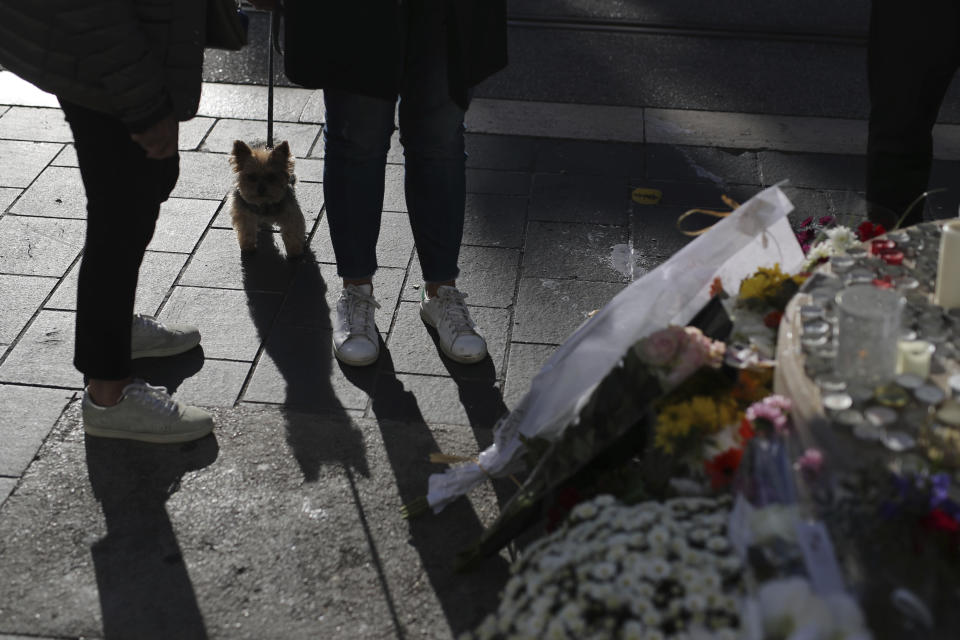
[654,395,742,455]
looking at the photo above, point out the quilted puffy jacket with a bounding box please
[0,0,205,132]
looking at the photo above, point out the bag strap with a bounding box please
[676,195,741,236]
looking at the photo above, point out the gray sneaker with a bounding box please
[333,284,381,366]
[83,380,214,443]
[131,313,201,359]
[420,285,487,364]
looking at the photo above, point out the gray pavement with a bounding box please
[2,4,960,638]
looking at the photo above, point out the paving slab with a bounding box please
[465,168,530,197]
[631,205,698,275]
[170,152,236,201]
[148,198,221,254]
[0,187,19,212]
[502,342,557,412]
[464,133,538,172]
[0,384,73,477]
[404,245,521,307]
[528,173,629,225]
[132,355,247,409]
[512,277,626,344]
[0,71,61,108]
[0,310,79,389]
[0,140,62,188]
[385,302,510,382]
[0,274,55,345]
[461,193,527,249]
[371,371,506,430]
[466,98,645,143]
[0,215,84,277]
[178,228,300,290]
[0,106,72,142]
[179,116,217,151]
[758,150,865,191]
[50,143,77,167]
[0,477,16,506]
[46,251,189,317]
[200,119,322,157]
[196,84,315,122]
[522,220,630,282]
[0,402,509,639]
[293,157,324,183]
[157,286,282,362]
[534,138,645,177]
[645,144,760,186]
[11,165,86,218]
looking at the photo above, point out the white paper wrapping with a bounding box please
[427,184,803,513]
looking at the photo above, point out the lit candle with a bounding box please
[935,220,960,309]
[881,250,904,265]
[896,340,934,378]
[871,239,896,255]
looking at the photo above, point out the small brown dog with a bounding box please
[229,139,305,258]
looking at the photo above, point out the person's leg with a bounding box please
[399,3,487,364]
[60,100,177,403]
[866,0,960,228]
[322,89,396,365]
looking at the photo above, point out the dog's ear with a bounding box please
[230,140,253,172]
[270,140,293,172]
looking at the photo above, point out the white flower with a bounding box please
[758,576,813,636]
[629,596,653,617]
[684,593,708,613]
[825,593,868,635]
[648,525,670,546]
[545,618,570,640]
[642,609,662,629]
[607,544,629,563]
[647,558,672,581]
[620,620,645,640]
[749,504,800,545]
[571,502,599,521]
[701,570,722,591]
[591,562,618,581]
[706,536,730,553]
[671,537,690,556]
[826,225,856,251]
[642,631,665,640]
[559,602,586,635]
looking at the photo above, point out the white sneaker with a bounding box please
[82,380,214,443]
[131,314,201,359]
[333,284,381,366]
[420,285,488,364]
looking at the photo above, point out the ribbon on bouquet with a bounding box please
[676,195,741,236]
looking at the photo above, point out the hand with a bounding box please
[130,116,179,159]
[247,0,278,9]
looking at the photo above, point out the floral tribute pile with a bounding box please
[460,495,744,640]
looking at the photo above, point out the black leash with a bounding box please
[266,5,282,148]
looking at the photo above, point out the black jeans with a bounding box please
[59,100,179,380]
[866,0,960,227]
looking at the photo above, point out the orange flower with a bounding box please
[709,276,725,298]
[704,448,744,489]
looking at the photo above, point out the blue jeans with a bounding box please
[322,8,467,283]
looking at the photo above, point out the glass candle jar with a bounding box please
[835,285,906,385]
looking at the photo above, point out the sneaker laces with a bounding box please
[437,288,477,337]
[132,313,166,336]
[123,380,180,419]
[342,286,381,336]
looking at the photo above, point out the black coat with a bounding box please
[283,1,508,109]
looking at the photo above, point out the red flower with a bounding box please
[818,215,835,226]
[763,310,784,328]
[796,228,816,244]
[857,220,886,241]
[704,448,744,489]
[739,417,756,441]
[921,508,960,534]
[799,216,814,228]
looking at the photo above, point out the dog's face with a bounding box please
[230,140,293,205]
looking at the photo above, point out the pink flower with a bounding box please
[746,398,790,433]
[818,215,835,226]
[797,448,823,473]
[635,326,687,367]
[762,394,792,412]
[801,243,811,254]
[800,216,814,228]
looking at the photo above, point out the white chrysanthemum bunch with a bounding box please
[801,225,858,272]
[461,495,744,640]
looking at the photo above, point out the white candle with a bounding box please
[934,220,960,309]
[896,340,934,378]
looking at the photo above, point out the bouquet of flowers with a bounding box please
[460,494,745,640]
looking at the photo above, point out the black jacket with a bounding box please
[283,0,507,109]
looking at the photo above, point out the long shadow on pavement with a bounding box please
[85,435,220,640]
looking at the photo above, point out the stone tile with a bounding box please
[0,384,74,476]
[758,151,865,191]
[0,187,20,212]
[0,215,85,277]
[0,274,56,343]
[310,210,414,270]
[371,371,507,429]
[178,228,299,291]
[779,187,835,229]
[179,117,216,151]
[46,251,188,317]
[468,98,645,143]
[299,89,325,124]
[149,198,220,253]
[277,262,403,336]
[51,144,77,167]
[523,221,630,283]
[138,358,249,408]
[0,140,62,188]
[169,152,235,200]
[503,342,557,411]
[528,173,630,225]
[0,478,15,505]
[644,144,760,186]
[295,157,324,183]
[631,205,697,275]
[636,179,759,210]
[512,277,626,345]
[383,164,406,212]
[0,107,72,142]
[462,193,527,249]
[405,245,520,308]
[243,325,373,411]
[159,286,282,361]
[464,133,537,172]
[211,181,323,229]
[385,302,509,380]
[11,166,86,218]
[535,138,644,178]
[0,71,60,108]
[0,310,80,388]
[200,119,322,158]
[196,84,315,121]
[466,169,530,196]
